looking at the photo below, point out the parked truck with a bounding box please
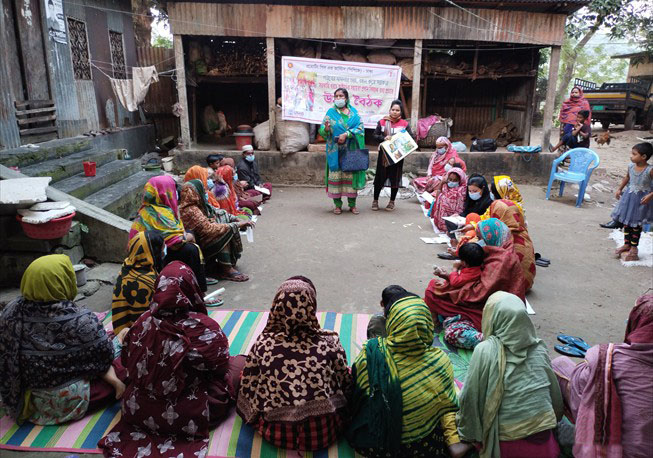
[574,77,653,131]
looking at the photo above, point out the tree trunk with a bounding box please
[131,0,152,47]
[554,16,604,105]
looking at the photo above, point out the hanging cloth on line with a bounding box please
[110,66,159,112]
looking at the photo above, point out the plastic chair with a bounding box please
[545,148,600,207]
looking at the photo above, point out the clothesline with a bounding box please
[90,62,176,80]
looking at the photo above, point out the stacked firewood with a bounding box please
[425,50,535,79]
[480,118,522,147]
[187,39,267,76]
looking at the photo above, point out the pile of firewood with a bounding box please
[187,39,267,76]
[424,50,535,79]
[480,118,522,147]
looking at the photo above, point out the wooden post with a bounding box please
[410,39,423,134]
[541,46,561,150]
[522,50,540,145]
[266,37,276,150]
[173,35,191,148]
[472,48,478,81]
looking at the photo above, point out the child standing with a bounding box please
[612,142,653,261]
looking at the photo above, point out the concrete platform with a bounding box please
[53,159,141,199]
[85,170,160,219]
[0,138,92,168]
[20,148,119,183]
[173,147,556,185]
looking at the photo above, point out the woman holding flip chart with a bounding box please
[372,99,414,212]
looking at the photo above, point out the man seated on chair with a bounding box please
[550,110,591,153]
[236,145,272,202]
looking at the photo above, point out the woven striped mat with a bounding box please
[0,310,471,457]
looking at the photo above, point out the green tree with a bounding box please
[152,34,172,49]
[555,0,653,104]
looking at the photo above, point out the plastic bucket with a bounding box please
[234,133,254,150]
[161,157,174,172]
[73,264,87,286]
[83,161,96,177]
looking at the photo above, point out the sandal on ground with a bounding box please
[623,248,639,262]
[205,297,224,307]
[385,201,395,212]
[372,200,379,211]
[437,252,458,260]
[554,344,586,358]
[206,277,219,285]
[614,244,630,258]
[219,271,249,282]
[536,259,550,267]
[548,144,555,153]
[333,207,342,215]
[535,253,550,264]
[350,207,360,215]
[557,334,590,351]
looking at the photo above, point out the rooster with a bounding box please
[593,130,612,146]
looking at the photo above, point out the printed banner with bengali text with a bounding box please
[281,56,402,128]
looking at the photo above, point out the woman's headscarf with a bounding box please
[625,293,653,344]
[427,136,467,178]
[458,292,559,458]
[111,231,164,333]
[431,167,468,231]
[237,276,351,424]
[559,86,591,125]
[462,174,493,217]
[183,179,215,218]
[348,296,458,451]
[477,218,512,248]
[215,165,247,217]
[129,176,185,247]
[0,255,113,420]
[493,175,524,213]
[184,165,221,209]
[20,253,77,302]
[321,103,365,172]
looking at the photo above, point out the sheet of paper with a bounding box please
[420,234,451,244]
[442,215,465,226]
[254,185,270,195]
[420,191,435,204]
[525,299,535,315]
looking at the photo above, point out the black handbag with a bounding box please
[471,138,497,152]
[338,140,370,172]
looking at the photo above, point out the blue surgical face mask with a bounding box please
[233,172,239,182]
[476,239,486,247]
[469,191,482,201]
[334,99,346,108]
[436,147,447,155]
[206,178,214,189]
[245,154,255,162]
[444,163,453,172]
[447,181,459,188]
[490,192,496,200]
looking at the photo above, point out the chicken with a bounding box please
[594,130,612,146]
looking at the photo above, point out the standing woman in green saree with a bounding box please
[319,88,366,215]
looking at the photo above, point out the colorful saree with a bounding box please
[457,292,563,458]
[111,231,164,333]
[348,295,459,457]
[237,276,351,451]
[215,165,250,218]
[493,175,524,214]
[413,137,467,194]
[431,167,467,231]
[99,261,243,458]
[129,176,185,247]
[319,104,366,199]
[559,86,591,126]
[425,245,527,332]
[488,199,536,290]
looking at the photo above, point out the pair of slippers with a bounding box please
[535,253,551,268]
[554,334,590,358]
[437,252,458,260]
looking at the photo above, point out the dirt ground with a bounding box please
[2,127,652,458]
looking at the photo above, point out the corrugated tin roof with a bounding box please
[168,0,588,14]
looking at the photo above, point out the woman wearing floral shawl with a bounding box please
[319,88,366,215]
[552,293,653,458]
[347,293,463,457]
[458,292,563,458]
[412,137,467,194]
[0,255,123,425]
[430,167,468,232]
[99,261,246,458]
[237,276,352,451]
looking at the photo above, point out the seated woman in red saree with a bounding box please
[425,231,527,349]
[412,137,466,194]
[98,261,245,458]
[237,276,352,451]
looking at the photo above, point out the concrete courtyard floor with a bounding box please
[2,184,652,458]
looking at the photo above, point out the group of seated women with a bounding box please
[2,256,650,458]
[410,142,537,350]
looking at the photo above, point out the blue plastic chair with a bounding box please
[545,148,600,207]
